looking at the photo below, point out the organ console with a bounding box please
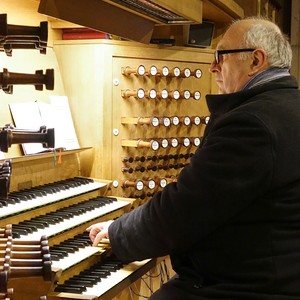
[0,3,217,296]
[0,149,167,300]
[17,36,213,299]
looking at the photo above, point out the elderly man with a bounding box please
[87,17,300,300]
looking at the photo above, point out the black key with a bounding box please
[54,285,85,293]
[65,278,94,287]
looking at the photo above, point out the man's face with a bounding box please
[209,24,253,94]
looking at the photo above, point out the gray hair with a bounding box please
[235,18,292,69]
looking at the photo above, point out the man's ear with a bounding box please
[248,49,268,76]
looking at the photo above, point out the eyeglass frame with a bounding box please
[214,48,256,64]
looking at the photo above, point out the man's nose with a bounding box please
[209,60,220,73]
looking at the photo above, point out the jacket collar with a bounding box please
[206,76,299,116]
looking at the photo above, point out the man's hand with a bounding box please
[86,220,114,247]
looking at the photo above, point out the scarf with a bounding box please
[242,67,290,90]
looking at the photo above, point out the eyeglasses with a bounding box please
[214,48,256,64]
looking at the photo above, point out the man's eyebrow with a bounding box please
[216,45,225,50]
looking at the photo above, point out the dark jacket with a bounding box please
[109,76,300,299]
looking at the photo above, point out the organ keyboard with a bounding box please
[12,196,130,241]
[0,177,106,219]
[47,255,160,300]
